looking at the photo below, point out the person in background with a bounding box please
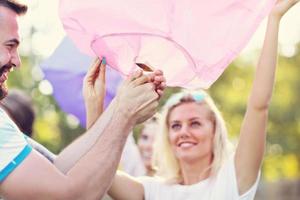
[0,89,34,137]
[137,115,159,176]
[0,89,56,162]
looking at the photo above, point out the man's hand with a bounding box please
[115,69,164,125]
[149,69,166,97]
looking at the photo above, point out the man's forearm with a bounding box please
[54,98,133,198]
[54,99,116,172]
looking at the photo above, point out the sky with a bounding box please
[18,0,300,60]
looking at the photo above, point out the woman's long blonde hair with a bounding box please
[153,90,232,183]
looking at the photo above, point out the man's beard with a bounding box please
[0,82,8,100]
[0,63,13,100]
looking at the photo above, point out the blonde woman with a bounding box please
[104,1,299,200]
[58,0,298,199]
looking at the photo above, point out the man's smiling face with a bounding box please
[0,5,21,100]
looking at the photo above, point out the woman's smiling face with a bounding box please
[168,102,215,164]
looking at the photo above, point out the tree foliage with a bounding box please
[7,43,300,180]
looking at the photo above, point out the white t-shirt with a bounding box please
[140,155,260,200]
[0,108,32,182]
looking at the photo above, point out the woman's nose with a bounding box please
[178,124,190,139]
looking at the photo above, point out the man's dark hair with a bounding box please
[0,0,27,15]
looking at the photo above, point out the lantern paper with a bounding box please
[60,0,275,88]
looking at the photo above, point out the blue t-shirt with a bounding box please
[0,108,32,182]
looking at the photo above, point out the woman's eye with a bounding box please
[191,121,201,128]
[170,123,181,130]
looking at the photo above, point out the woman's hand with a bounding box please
[148,69,166,97]
[83,57,106,129]
[270,0,299,20]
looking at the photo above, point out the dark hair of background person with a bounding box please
[0,90,35,137]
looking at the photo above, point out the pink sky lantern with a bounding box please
[60,0,276,89]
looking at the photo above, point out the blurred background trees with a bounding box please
[8,42,300,181]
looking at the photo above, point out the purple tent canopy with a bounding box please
[41,37,123,127]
